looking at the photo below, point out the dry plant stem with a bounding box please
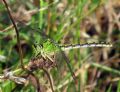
[29,73,41,92]
[42,68,54,92]
[0,24,13,32]
[2,0,25,70]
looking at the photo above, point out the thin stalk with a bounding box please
[91,62,120,75]
[2,0,25,70]
[30,73,41,92]
[42,68,54,92]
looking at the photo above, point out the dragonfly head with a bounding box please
[33,43,44,56]
[33,43,43,49]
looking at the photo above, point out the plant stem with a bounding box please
[42,68,54,92]
[2,0,25,70]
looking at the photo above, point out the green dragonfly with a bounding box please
[33,40,112,62]
[31,31,112,81]
[21,25,112,81]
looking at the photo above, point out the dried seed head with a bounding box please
[28,57,56,71]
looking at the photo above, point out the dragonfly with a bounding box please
[33,40,112,61]
[27,27,112,82]
[18,24,112,82]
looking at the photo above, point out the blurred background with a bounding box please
[0,0,120,92]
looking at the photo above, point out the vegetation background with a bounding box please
[0,0,120,92]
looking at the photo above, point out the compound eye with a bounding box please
[39,44,43,48]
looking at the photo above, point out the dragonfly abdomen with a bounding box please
[61,42,112,51]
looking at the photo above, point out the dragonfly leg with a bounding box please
[46,55,54,63]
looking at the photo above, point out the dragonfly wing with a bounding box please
[36,29,76,81]
[20,25,76,81]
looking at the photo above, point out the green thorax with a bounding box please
[33,40,59,57]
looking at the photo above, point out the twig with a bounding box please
[42,68,54,92]
[29,73,41,92]
[0,24,13,32]
[0,70,26,84]
[2,0,25,70]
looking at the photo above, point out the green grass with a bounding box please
[0,0,120,92]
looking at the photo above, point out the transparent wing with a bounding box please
[19,24,76,81]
